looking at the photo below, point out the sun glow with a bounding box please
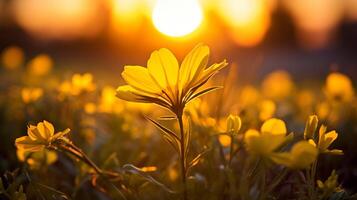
[152,0,203,37]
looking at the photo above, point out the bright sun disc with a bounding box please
[152,0,203,37]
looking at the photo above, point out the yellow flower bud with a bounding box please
[304,115,318,140]
[226,114,242,135]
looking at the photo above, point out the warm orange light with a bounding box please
[152,0,203,37]
[12,0,102,40]
[218,0,270,47]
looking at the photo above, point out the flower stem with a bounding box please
[177,113,188,200]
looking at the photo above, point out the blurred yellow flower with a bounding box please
[1,46,24,70]
[244,118,292,157]
[325,72,354,102]
[308,125,343,155]
[98,86,123,113]
[317,170,342,197]
[262,70,294,100]
[139,166,157,172]
[21,87,43,104]
[27,54,53,76]
[259,99,276,121]
[116,44,227,112]
[271,141,318,169]
[226,114,242,135]
[71,73,96,95]
[17,148,57,169]
[219,135,232,147]
[84,102,97,114]
[15,120,70,152]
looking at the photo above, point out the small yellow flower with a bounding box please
[226,114,241,135]
[325,73,354,102]
[71,73,96,95]
[1,46,24,70]
[27,54,53,76]
[219,135,232,147]
[308,125,343,155]
[84,102,97,114]
[15,120,70,152]
[259,99,276,121]
[116,44,227,112]
[304,115,318,140]
[262,70,294,100]
[21,87,43,104]
[244,118,292,157]
[317,170,342,197]
[271,141,318,169]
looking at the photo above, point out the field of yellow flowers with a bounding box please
[0,44,356,200]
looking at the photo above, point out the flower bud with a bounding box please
[304,115,318,140]
[226,114,242,135]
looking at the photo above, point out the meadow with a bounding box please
[0,44,356,200]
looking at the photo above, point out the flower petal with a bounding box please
[179,44,209,90]
[261,118,287,135]
[122,65,162,94]
[147,48,179,90]
[15,136,44,152]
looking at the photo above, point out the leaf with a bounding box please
[186,86,222,103]
[146,117,181,153]
[158,115,177,121]
[188,148,210,170]
[122,164,177,194]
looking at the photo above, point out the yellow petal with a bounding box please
[179,44,209,90]
[122,65,162,94]
[321,131,338,150]
[28,125,42,140]
[147,48,179,90]
[116,85,153,103]
[261,118,287,135]
[193,60,228,88]
[289,141,318,169]
[43,120,54,137]
[15,136,44,152]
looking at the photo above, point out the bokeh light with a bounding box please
[152,0,203,37]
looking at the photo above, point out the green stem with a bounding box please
[177,113,188,200]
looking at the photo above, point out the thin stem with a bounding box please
[177,112,188,200]
[228,134,234,167]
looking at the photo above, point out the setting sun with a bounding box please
[152,0,203,37]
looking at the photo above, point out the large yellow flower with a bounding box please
[244,118,293,157]
[116,44,227,112]
[271,141,318,169]
[15,120,70,152]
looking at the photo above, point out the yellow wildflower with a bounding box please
[219,135,232,147]
[27,54,53,76]
[21,87,43,104]
[71,73,96,95]
[226,114,242,135]
[262,70,294,100]
[317,170,342,197]
[325,72,354,102]
[244,118,292,157]
[116,44,227,112]
[308,125,343,155]
[259,99,276,121]
[84,102,97,114]
[271,141,318,169]
[15,120,70,152]
[1,46,24,70]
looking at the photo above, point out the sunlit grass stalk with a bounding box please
[177,111,188,200]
